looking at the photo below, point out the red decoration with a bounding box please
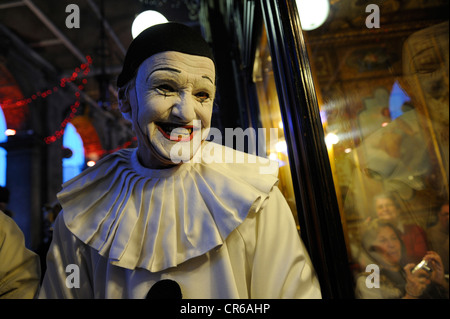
[2,55,135,155]
[0,56,92,144]
[1,56,92,110]
[44,97,81,144]
[105,136,138,154]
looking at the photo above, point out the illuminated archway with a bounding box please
[62,122,85,182]
[70,115,104,161]
[0,63,30,186]
[0,63,29,130]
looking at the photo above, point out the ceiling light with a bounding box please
[296,0,330,31]
[131,10,168,39]
[275,140,288,153]
[87,160,96,167]
[325,132,339,146]
[5,129,16,136]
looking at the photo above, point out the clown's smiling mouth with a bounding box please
[156,122,195,142]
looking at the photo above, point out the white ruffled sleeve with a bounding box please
[39,214,94,298]
[248,187,322,298]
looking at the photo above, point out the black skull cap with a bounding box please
[117,22,215,88]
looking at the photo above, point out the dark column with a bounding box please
[1,133,44,250]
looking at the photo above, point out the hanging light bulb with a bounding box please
[296,0,330,31]
[325,132,339,147]
[131,10,168,39]
[4,129,16,136]
[275,140,288,153]
[87,160,96,167]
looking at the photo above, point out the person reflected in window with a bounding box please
[355,220,447,299]
[368,192,428,264]
[426,202,449,274]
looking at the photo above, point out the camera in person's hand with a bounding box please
[412,259,432,274]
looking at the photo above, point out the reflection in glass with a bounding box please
[300,0,449,299]
[252,26,299,229]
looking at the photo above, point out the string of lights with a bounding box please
[1,56,92,110]
[104,136,137,155]
[2,55,136,156]
[0,56,92,144]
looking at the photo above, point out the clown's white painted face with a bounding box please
[129,51,215,168]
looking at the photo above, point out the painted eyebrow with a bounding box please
[146,67,214,85]
[202,75,214,85]
[146,67,181,82]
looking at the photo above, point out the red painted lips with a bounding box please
[156,122,196,142]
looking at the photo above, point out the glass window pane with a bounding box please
[301,0,449,299]
[252,25,300,230]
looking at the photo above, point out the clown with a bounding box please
[39,23,321,299]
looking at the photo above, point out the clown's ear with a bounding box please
[118,86,130,111]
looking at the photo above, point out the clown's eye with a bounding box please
[156,84,175,95]
[195,91,210,102]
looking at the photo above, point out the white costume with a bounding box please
[39,143,321,298]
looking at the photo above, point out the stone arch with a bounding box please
[0,62,29,130]
[70,115,105,161]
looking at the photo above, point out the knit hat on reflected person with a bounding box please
[117,22,215,88]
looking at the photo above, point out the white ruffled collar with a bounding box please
[58,143,278,272]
